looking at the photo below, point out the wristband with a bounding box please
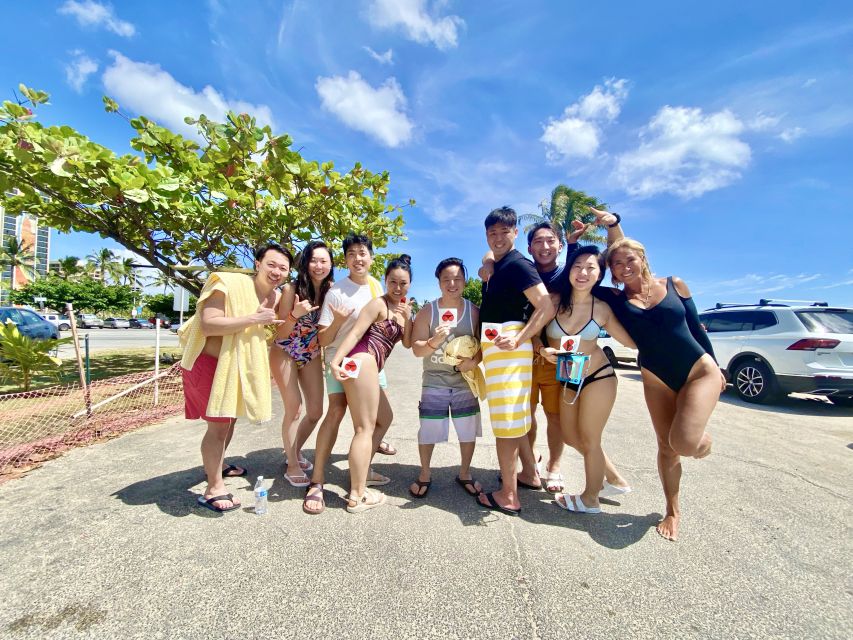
[607,212,621,228]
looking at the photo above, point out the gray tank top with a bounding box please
[422,299,475,390]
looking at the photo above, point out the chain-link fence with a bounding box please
[0,364,183,481]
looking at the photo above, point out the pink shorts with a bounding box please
[181,353,232,423]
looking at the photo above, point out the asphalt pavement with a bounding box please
[0,348,850,639]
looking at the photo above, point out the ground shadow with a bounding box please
[113,448,660,547]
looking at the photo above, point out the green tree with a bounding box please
[149,270,175,294]
[0,85,411,297]
[0,320,71,391]
[462,278,482,307]
[519,185,606,244]
[9,276,135,314]
[143,292,195,317]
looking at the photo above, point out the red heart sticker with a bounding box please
[442,311,454,322]
[344,361,357,372]
[400,297,406,303]
[485,329,498,340]
[565,339,575,350]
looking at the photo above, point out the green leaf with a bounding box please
[102,96,120,113]
[123,189,149,203]
[49,157,73,177]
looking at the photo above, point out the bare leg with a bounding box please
[479,437,521,510]
[642,370,681,541]
[344,356,381,499]
[294,357,325,460]
[518,435,540,486]
[544,411,564,474]
[459,441,476,481]
[201,419,239,509]
[410,443,434,496]
[575,378,617,508]
[670,355,719,458]
[372,389,394,457]
[271,347,304,479]
[309,394,347,487]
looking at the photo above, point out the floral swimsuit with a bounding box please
[275,309,321,368]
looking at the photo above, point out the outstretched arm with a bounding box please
[589,207,625,245]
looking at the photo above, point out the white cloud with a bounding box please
[779,126,805,142]
[748,112,782,131]
[102,51,275,137]
[699,273,822,296]
[802,78,817,88]
[613,106,751,199]
[541,78,629,160]
[364,46,394,65]
[64,50,98,93]
[315,71,413,147]
[367,0,464,51]
[59,0,135,37]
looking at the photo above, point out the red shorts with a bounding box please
[181,353,232,423]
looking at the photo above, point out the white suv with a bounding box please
[698,301,853,406]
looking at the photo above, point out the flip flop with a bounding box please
[541,471,564,494]
[455,476,481,496]
[477,491,521,516]
[285,471,311,488]
[222,464,247,478]
[409,480,431,499]
[302,483,325,515]
[345,488,386,514]
[376,441,397,456]
[555,493,601,514]
[599,480,632,498]
[284,455,314,472]
[197,493,240,513]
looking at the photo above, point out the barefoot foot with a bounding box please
[656,514,680,541]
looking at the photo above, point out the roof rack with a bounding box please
[758,299,828,307]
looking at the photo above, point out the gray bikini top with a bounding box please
[546,298,603,341]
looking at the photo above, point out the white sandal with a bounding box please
[542,471,564,494]
[599,480,632,498]
[345,488,386,514]
[555,493,601,514]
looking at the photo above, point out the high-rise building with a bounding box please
[0,204,51,304]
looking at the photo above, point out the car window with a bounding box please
[0,308,24,324]
[703,312,752,332]
[18,310,44,326]
[747,311,778,331]
[795,310,853,334]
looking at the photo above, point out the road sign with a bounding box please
[173,287,190,312]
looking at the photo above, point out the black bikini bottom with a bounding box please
[561,363,616,394]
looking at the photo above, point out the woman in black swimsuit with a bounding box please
[537,246,635,514]
[596,236,726,541]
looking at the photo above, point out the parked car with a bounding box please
[169,321,183,334]
[103,317,131,329]
[77,314,104,329]
[39,312,72,331]
[598,328,638,367]
[699,301,853,406]
[149,315,171,329]
[0,306,60,340]
[129,318,154,329]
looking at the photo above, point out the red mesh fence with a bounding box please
[0,364,183,481]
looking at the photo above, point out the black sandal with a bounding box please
[409,480,431,499]
[455,476,481,496]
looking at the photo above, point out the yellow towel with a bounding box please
[443,335,487,400]
[179,272,272,423]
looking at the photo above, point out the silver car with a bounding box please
[699,301,853,406]
[103,317,131,329]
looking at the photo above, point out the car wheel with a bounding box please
[731,359,780,404]
[58,323,70,331]
[830,396,853,408]
[602,346,618,368]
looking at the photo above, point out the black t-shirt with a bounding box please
[480,249,542,323]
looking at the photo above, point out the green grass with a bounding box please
[0,347,184,394]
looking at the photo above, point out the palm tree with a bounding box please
[518,185,606,244]
[54,255,82,280]
[114,257,139,286]
[0,237,37,301]
[150,270,176,294]
[86,248,117,283]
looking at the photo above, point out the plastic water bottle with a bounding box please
[254,476,268,515]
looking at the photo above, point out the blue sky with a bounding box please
[2,0,852,309]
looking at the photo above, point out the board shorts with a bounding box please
[181,353,232,423]
[417,386,482,444]
[325,364,388,395]
[531,358,560,414]
[481,322,533,439]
